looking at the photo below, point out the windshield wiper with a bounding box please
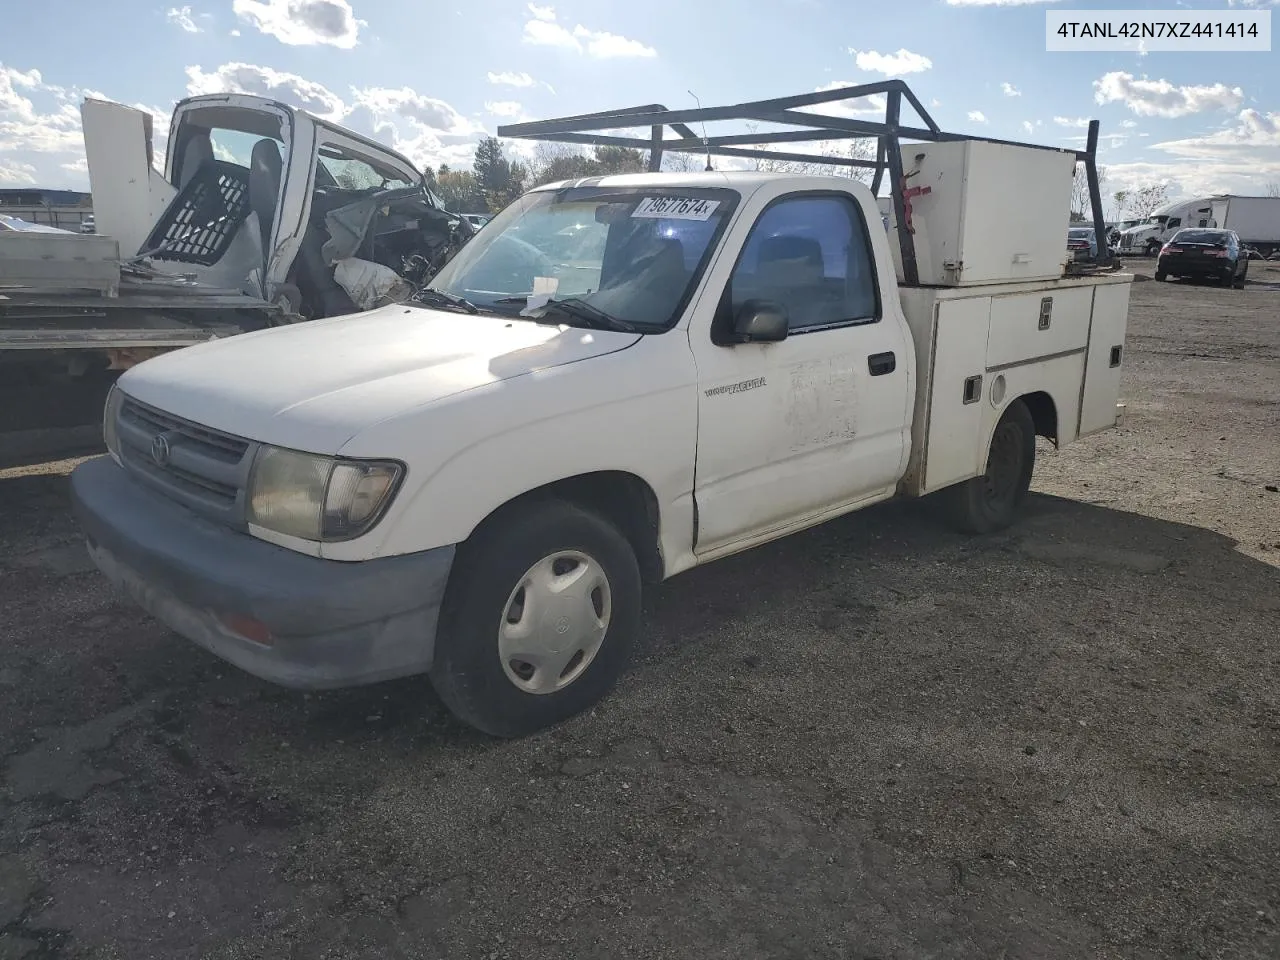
[412,288,479,314]
[493,296,641,334]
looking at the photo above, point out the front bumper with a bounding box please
[70,455,455,689]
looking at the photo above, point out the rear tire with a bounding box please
[1154,268,1167,281]
[939,399,1036,535]
[1234,263,1248,289]
[429,499,641,738]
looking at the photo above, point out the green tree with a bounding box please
[593,145,646,176]
[473,137,526,213]
[434,165,484,213]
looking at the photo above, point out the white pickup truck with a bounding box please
[70,160,1133,737]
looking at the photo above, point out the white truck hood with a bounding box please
[117,303,641,453]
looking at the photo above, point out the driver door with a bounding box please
[688,188,912,556]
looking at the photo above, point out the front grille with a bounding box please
[116,395,258,527]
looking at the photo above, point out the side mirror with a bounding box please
[732,299,789,343]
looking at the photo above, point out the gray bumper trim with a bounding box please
[70,455,454,689]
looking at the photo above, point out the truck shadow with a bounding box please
[637,490,1280,664]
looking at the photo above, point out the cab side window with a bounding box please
[724,194,880,336]
[1166,217,1182,230]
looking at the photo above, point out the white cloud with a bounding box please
[1105,108,1280,196]
[349,87,489,172]
[968,110,988,123]
[1001,82,1021,97]
[576,28,656,58]
[1093,71,1244,119]
[351,86,481,136]
[523,17,579,50]
[1054,116,1090,128]
[233,0,364,49]
[230,28,241,36]
[802,82,886,119]
[185,62,347,120]
[522,6,656,58]
[484,100,523,118]
[0,159,37,184]
[1107,158,1280,200]
[166,6,200,32]
[1120,119,1137,128]
[488,71,535,88]
[1152,108,1280,158]
[0,64,85,157]
[945,0,1062,5]
[0,66,176,188]
[849,47,931,76]
[1022,120,1035,134]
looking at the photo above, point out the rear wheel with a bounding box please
[430,499,641,738]
[1154,268,1167,281]
[939,399,1036,535]
[1234,261,1248,289]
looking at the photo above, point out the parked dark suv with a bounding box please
[1155,228,1249,288]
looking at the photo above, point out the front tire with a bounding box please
[430,500,641,738]
[939,399,1037,535]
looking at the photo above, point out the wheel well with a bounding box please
[1017,391,1059,447]
[470,471,665,583]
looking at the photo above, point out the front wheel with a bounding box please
[429,499,642,738]
[939,399,1037,535]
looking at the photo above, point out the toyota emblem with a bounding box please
[150,433,171,466]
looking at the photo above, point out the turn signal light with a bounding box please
[218,613,274,646]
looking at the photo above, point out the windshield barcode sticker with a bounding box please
[632,197,720,221]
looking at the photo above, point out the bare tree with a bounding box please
[742,123,876,182]
[1071,164,1108,221]
[1118,182,1171,219]
[1266,182,1280,198]
[659,150,705,173]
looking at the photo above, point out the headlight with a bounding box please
[103,384,124,461]
[247,445,404,542]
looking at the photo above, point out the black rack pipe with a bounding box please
[496,79,1107,284]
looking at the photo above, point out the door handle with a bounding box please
[868,351,896,376]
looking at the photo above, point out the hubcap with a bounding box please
[498,551,612,695]
[982,422,1023,504]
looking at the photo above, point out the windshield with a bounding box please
[425,186,739,332]
[1069,229,1093,238]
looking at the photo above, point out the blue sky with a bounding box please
[0,0,1276,207]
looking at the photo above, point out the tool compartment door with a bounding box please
[921,295,991,493]
[985,285,1093,370]
[1079,280,1132,437]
